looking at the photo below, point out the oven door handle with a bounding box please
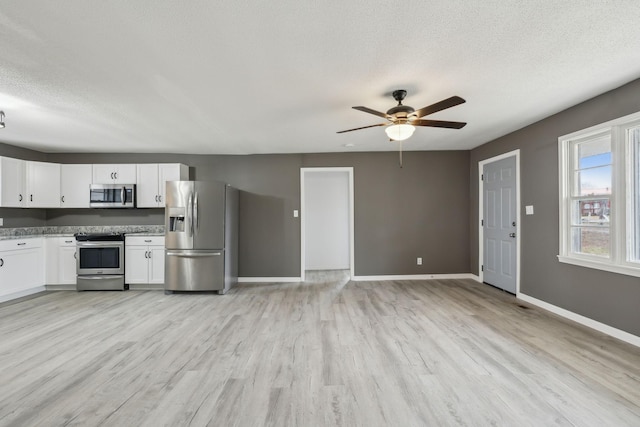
[77,242,124,247]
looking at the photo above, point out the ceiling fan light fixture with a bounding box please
[385,123,415,141]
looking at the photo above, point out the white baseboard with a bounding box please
[238,277,302,283]
[351,273,481,282]
[45,284,76,291]
[129,284,164,291]
[518,293,640,348]
[0,286,46,303]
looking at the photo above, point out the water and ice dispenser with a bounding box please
[168,207,186,232]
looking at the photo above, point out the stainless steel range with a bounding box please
[75,233,126,291]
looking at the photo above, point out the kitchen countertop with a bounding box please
[0,225,165,241]
[0,234,75,241]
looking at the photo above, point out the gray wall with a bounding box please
[0,150,470,278]
[302,152,470,276]
[470,77,640,337]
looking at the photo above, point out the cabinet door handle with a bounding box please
[115,172,118,180]
[144,239,152,243]
[74,252,77,259]
[0,258,3,267]
[65,240,73,244]
[19,194,23,202]
[110,172,114,179]
[148,251,152,259]
[158,195,162,203]
[155,195,158,202]
[144,251,148,258]
[61,195,65,203]
[30,194,33,202]
[17,242,26,246]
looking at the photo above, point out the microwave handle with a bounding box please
[121,187,125,205]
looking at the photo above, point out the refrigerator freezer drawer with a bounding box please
[165,250,224,292]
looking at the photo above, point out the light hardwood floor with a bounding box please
[1,272,639,426]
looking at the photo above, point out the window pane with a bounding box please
[571,227,610,257]
[572,199,610,226]
[573,135,612,197]
[577,135,611,168]
[629,126,640,262]
[575,166,612,196]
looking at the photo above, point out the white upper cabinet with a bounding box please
[136,164,188,208]
[60,164,92,208]
[26,161,61,207]
[0,158,60,208]
[0,157,26,207]
[1,156,189,209]
[92,164,137,184]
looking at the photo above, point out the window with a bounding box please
[559,111,640,277]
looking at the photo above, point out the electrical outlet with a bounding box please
[417,257,422,265]
[293,210,299,218]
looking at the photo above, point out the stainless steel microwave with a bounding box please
[89,184,136,208]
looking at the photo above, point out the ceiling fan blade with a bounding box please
[336,123,388,133]
[352,106,390,119]
[411,96,466,119]
[411,119,467,129]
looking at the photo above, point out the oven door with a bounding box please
[77,242,124,275]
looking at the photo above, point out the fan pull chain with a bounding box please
[398,140,403,168]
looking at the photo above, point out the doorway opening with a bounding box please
[300,167,354,281]
[478,150,521,294]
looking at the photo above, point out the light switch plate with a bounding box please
[525,205,534,215]
[293,210,299,218]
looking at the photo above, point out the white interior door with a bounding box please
[483,155,517,293]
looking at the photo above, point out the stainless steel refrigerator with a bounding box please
[164,181,238,294]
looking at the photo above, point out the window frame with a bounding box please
[558,111,640,278]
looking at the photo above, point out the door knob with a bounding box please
[509,233,516,238]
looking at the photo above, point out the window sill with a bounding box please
[557,255,640,278]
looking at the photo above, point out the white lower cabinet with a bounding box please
[125,236,165,285]
[0,238,45,300]
[45,237,77,286]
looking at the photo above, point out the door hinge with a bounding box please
[481,219,484,226]
[481,174,484,181]
[481,265,484,271]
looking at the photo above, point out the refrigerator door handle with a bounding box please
[194,192,199,230]
[166,251,222,257]
[188,192,194,237]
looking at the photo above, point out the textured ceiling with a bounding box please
[1,1,640,154]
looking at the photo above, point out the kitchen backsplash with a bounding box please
[0,225,164,237]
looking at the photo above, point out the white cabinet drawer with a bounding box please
[126,236,165,246]
[58,237,77,246]
[0,238,43,252]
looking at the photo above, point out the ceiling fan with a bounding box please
[337,89,466,141]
